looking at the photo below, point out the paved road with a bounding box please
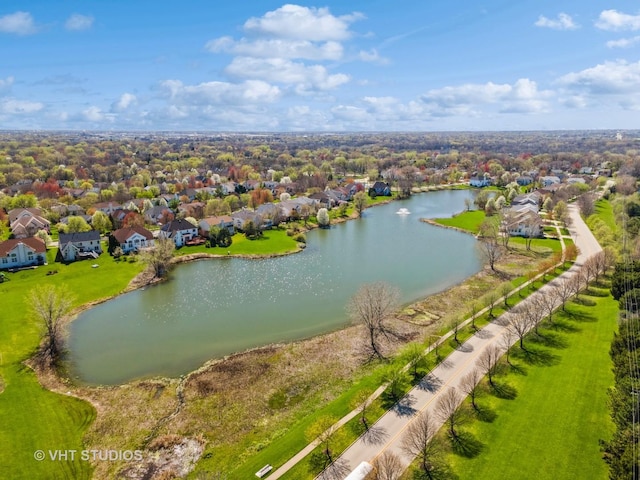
[331,204,602,477]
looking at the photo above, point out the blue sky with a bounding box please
[1,1,639,131]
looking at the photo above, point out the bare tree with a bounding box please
[140,238,176,277]
[436,387,465,438]
[499,328,517,365]
[554,278,574,311]
[523,214,543,251]
[500,282,512,308]
[476,344,501,387]
[484,290,499,318]
[370,451,403,480]
[577,192,596,217]
[568,270,584,300]
[537,287,559,324]
[401,411,439,477]
[306,415,340,468]
[348,282,400,360]
[351,389,374,431]
[507,311,530,350]
[459,368,483,410]
[498,208,517,249]
[479,236,504,273]
[30,284,74,368]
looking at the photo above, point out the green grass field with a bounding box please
[175,228,300,256]
[445,290,616,480]
[0,243,144,479]
[434,210,485,234]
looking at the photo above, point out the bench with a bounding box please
[255,464,273,478]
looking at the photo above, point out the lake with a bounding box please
[68,189,482,384]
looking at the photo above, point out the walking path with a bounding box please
[268,205,600,479]
[332,205,601,476]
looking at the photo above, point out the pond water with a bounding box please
[68,190,482,385]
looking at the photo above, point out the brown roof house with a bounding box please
[109,226,155,254]
[0,237,47,270]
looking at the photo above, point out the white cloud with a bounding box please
[243,4,363,41]
[534,13,578,30]
[596,10,640,31]
[606,36,640,48]
[0,76,15,92]
[358,48,389,65]
[0,98,43,114]
[557,60,640,95]
[65,14,94,31]
[225,57,349,92]
[0,11,37,35]
[83,106,106,122]
[422,78,552,115]
[161,79,281,105]
[206,37,343,61]
[111,93,137,112]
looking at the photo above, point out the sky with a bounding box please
[1,1,640,132]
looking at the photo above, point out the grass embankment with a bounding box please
[434,210,485,234]
[175,228,300,257]
[0,245,144,479]
[438,289,616,480]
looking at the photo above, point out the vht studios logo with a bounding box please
[34,450,143,462]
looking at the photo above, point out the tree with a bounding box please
[436,387,465,438]
[577,192,596,217]
[507,311,530,350]
[29,285,73,368]
[348,282,400,360]
[476,344,501,386]
[401,410,440,477]
[553,279,574,311]
[459,368,483,411]
[537,286,559,324]
[371,451,403,480]
[553,200,569,225]
[351,389,374,431]
[354,191,368,217]
[244,220,262,240]
[499,328,517,365]
[479,219,503,272]
[34,229,52,247]
[317,207,330,228]
[64,215,92,233]
[140,238,175,277]
[306,415,340,468]
[92,210,112,234]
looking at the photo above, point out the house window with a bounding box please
[2,258,7,264]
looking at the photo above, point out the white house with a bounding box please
[0,237,47,270]
[158,218,198,247]
[110,226,155,254]
[58,231,102,262]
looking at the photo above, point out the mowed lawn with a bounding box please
[434,210,485,234]
[0,247,144,479]
[448,291,617,480]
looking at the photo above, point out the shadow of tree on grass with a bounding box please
[450,431,485,458]
[474,404,498,423]
[529,330,569,349]
[512,346,560,367]
[491,381,518,400]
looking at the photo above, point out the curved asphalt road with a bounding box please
[330,204,602,477]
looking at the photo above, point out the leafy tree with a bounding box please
[63,216,92,233]
[353,191,367,217]
[317,207,330,228]
[140,238,175,277]
[91,210,112,234]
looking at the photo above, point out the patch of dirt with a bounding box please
[119,436,204,480]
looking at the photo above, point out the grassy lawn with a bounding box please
[444,290,616,480]
[175,228,300,257]
[594,199,617,232]
[434,210,485,234]
[0,242,144,479]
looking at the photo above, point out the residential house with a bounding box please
[469,176,491,187]
[231,209,263,231]
[8,208,50,238]
[0,237,47,270]
[370,181,392,196]
[158,219,198,247]
[506,208,543,238]
[516,176,533,186]
[57,231,102,262]
[199,215,234,236]
[94,202,121,214]
[540,176,561,187]
[309,191,335,209]
[109,226,155,254]
[177,201,205,219]
[511,192,541,208]
[144,205,174,225]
